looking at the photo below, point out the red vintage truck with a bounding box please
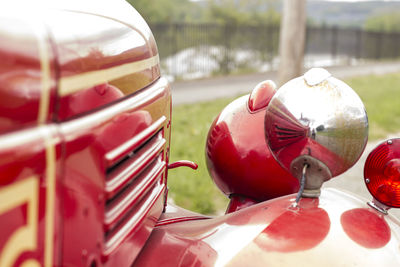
[1,1,400,266]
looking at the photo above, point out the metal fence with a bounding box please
[150,24,400,80]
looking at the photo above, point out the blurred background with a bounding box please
[130,0,400,81]
[128,0,400,215]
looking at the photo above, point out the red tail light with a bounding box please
[364,139,400,208]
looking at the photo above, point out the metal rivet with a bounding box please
[388,140,393,145]
[366,178,370,183]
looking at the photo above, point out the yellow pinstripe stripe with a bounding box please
[35,23,52,125]
[44,136,56,267]
[59,55,159,97]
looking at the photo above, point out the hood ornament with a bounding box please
[265,68,368,202]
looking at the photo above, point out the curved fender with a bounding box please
[133,188,400,267]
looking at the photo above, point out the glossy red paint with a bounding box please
[47,3,170,265]
[248,80,276,112]
[0,11,56,134]
[364,138,400,208]
[206,93,299,202]
[134,189,400,266]
[341,208,390,249]
[59,78,170,267]
[158,203,211,223]
[226,195,259,213]
[47,7,159,121]
[168,160,198,170]
[0,2,170,266]
[57,83,124,119]
[254,198,330,252]
[0,126,63,267]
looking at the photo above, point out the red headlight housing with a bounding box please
[364,139,400,208]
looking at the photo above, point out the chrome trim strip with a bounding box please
[104,160,165,228]
[104,182,165,255]
[105,134,166,197]
[105,116,166,166]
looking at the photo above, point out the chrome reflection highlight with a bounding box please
[265,68,368,184]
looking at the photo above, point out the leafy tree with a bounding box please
[364,12,400,33]
[127,0,204,23]
[128,0,280,26]
[206,0,280,26]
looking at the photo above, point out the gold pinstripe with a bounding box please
[0,176,40,267]
[44,137,56,267]
[35,23,52,125]
[0,126,57,267]
[34,20,56,267]
[59,55,159,97]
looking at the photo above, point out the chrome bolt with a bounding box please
[365,178,370,183]
[388,140,393,145]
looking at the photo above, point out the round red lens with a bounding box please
[364,139,400,208]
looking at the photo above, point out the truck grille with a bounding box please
[102,117,166,256]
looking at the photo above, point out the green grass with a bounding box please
[168,98,236,215]
[346,72,400,140]
[168,72,400,215]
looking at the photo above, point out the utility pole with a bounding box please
[278,0,307,86]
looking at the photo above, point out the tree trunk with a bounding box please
[278,0,307,86]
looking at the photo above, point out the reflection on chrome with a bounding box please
[265,68,368,186]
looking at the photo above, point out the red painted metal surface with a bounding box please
[133,188,400,266]
[59,78,170,267]
[168,160,198,170]
[254,198,330,252]
[226,195,259,213]
[0,10,56,134]
[48,4,170,266]
[0,126,63,267]
[158,203,211,223]
[46,7,159,121]
[0,5,60,267]
[206,93,299,201]
[155,206,210,229]
[0,2,170,266]
[248,80,276,112]
[341,208,390,249]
